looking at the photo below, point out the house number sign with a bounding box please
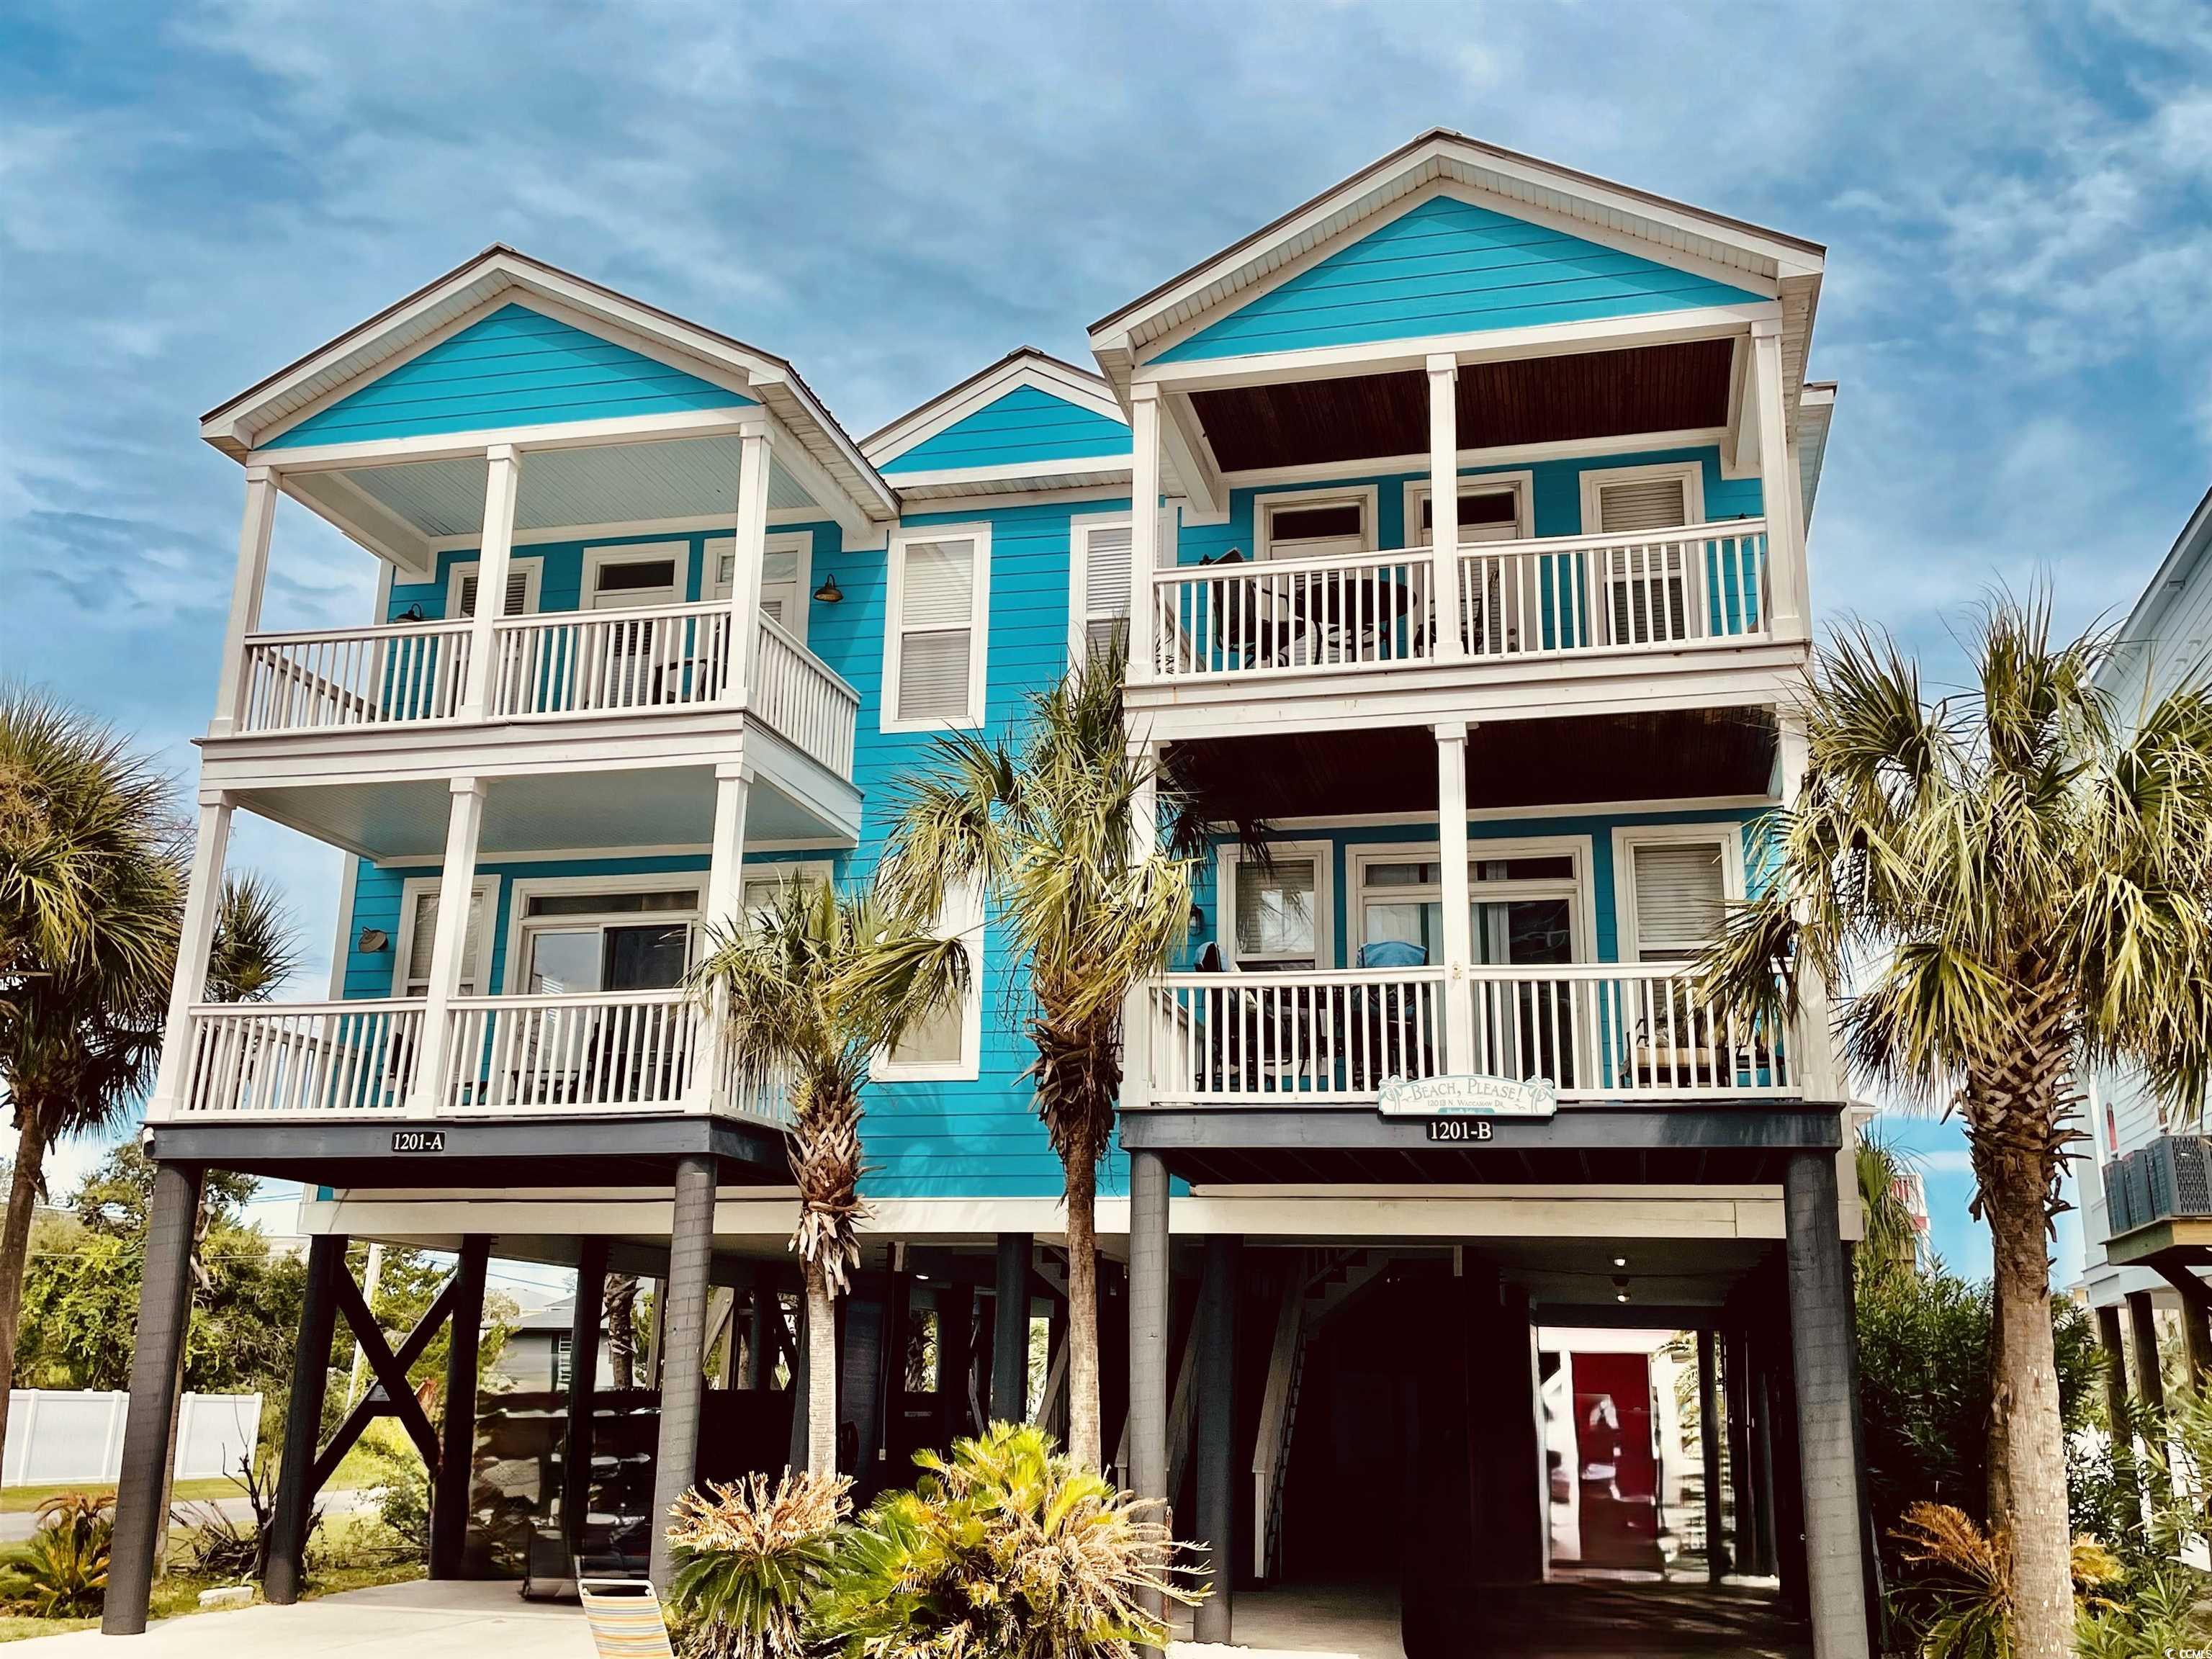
[391,1130,447,1153]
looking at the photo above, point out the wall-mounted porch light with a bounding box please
[356,927,391,954]
[813,573,843,604]
[1187,904,1206,938]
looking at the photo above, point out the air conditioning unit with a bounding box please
[2105,1136,2212,1238]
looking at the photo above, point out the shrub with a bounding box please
[666,1470,850,1659]
[809,1422,1198,1659]
[1,1490,114,1617]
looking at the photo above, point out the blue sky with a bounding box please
[5,0,2211,1280]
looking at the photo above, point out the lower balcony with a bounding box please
[163,993,793,1125]
[1142,962,1799,1107]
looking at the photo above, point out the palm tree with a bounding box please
[860,645,1217,1470]
[691,876,957,1474]
[1699,599,2212,1659]
[0,691,302,1476]
[1853,1130,1921,1285]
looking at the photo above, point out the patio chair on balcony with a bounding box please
[1625,983,1772,1089]
[1190,942,1308,1093]
[1200,550,1301,670]
[1346,940,1435,1089]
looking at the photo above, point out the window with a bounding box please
[1255,487,1377,562]
[708,533,811,640]
[1581,464,1704,646]
[1220,844,1332,971]
[1350,840,1590,968]
[392,876,498,997]
[502,878,705,994]
[1405,475,1532,547]
[738,861,834,932]
[583,543,686,611]
[1068,515,1133,663]
[884,526,990,731]
[876,881,983,1080]
[446,556,543,621]
[1613,827,1740,963]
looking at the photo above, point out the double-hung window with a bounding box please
[446,557,542,621]
[876,881,983,1081]
[884,526,989,731]
[708,532,811,640]
[392,876,499,997]
[1068,515,1133,664]
[1614,827,1737,963]
[511,883,704,995]
[1583,464,1703,647]
[1223,845,1331,971]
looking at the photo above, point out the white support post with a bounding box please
[146,793,234,1119]
[1777,714,1840,1101]
[691,763,752,1111]
[725,425,772,704]
[1435,722,1473,1071]
[1751,324,1807,642]
[459,446,521,719]
[1426,355,1465,662]
[208,469,278,737]
[1123,740,1161,1111]
[405,777,487,1117]
[1128,385,1161,685]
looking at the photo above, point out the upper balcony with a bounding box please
[192,248,901,860]
[1089,133,1831,745]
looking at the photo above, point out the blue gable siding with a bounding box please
[878,385,1130,475]
[264,303,753,449]
[1154,196,1763,362]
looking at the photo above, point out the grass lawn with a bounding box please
[0,1478,243,1516]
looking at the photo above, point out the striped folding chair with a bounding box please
[577,1578,676,1659]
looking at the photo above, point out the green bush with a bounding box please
[667,1471,849,1659]
[807,1422,1197,1659]
[0,1491,114,1617]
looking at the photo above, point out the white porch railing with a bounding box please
[1455,520,1769,660]
[490,600,737,717]
[236,622,473,732]
[442,990,703,1112]
[1143,520,1769,681]
[750,615,859,777]
[1145,961,1794,1105]
[175,999,425,1116]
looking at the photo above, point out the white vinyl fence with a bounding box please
[4,1390,262,1488]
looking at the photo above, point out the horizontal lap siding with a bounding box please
[263,303,752,448]
[878,387,1130,473]
[1172,446,1759,563]
[1155,197,1763,362]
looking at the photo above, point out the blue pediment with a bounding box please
[880,385,1130,475]
[262,302,753,448]
[1154,196,1764,362]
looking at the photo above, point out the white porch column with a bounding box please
[1426,355,1465,662]
[1435,721,1474,1070]
[1123,739,1161,1112]
[459,445,522,719]
[1751,323,1807,642]
[405,777,487,1116]
[724,423,772,704]
[208,469,279,736]
[1777,714,1840,1102]
[146,793,234,1118]
[691,762,752,1111]
[1127,385,1161,685]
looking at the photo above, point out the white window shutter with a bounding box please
[1632,843,1725,957]
[454,568,530,619]
[1082,524,1133,654]
[1596,477,1690,534]
[896,539,976,721]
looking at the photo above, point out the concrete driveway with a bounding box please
[2,1581,594,1656]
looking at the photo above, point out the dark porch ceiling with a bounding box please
[1174,705,1778,822]
[1188,338,1735,473]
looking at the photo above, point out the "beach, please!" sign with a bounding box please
[1377,1072,1559,1120]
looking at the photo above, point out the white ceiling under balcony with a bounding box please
[331,434,824,545]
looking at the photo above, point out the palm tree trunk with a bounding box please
[1982,1136,2072,1659]
[603,1274,637,1389]
[804,1255,837,1475]
[1062,1124,1102,1470]
[0,1110,53,1474]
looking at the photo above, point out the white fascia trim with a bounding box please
[864,354,1126,468]
[877,455,1133,492]
[1091,138,1816,357]
[891,480,1139,514]
[250,406,768,474]
[1132,303,1777,395]
[420,506,836,555]
[1220,428,1730,491]
[1253,795,1775,832]
[373,835,847,868]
